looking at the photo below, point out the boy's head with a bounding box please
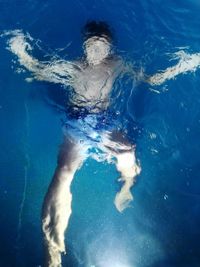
[83,21,113,42]
[82,21,113,65]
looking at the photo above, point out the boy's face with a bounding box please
[84,36,111,65]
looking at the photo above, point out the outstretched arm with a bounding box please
[117,59,145,84]
[6,30,78,86]
[146,51,200,86]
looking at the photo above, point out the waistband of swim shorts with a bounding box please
[62,106,119,133]
[66,105,118,121]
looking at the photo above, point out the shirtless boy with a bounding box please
[6,21,200,267]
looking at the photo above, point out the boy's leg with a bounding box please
[42,135,87,267]
[114,149,141,212]
[102,130,141,212]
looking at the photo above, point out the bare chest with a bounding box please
[73,64,115,100]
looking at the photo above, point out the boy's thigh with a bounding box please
[101,129,134,155]
[57,134,88,168]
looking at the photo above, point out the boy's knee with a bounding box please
[117,151,135,168]
[116,151,141,178]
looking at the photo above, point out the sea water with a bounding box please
[0,0,200,266]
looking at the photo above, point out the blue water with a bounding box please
[1,0,200,266]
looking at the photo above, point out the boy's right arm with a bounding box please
[145,51,200,86]
[7,30,77,86]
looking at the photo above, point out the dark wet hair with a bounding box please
[82,21,113,42]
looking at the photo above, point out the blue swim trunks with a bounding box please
[62,107,136,162]
[62,107,119,146]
